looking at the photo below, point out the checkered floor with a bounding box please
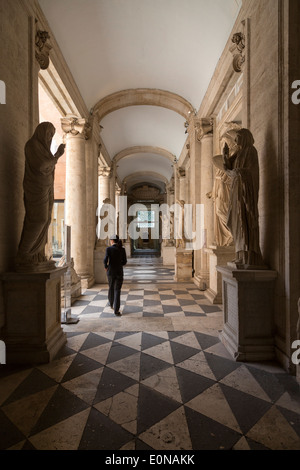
[0,258,300,450]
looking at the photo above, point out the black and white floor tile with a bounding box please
[0,259,299,451]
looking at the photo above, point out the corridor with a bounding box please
[0,258,300,450]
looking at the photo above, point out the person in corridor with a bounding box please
[104,235,127,316]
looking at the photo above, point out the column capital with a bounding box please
[186,116,213,142]
[177,167,186,179]
[61,115,91,139]
[98,166,111,178]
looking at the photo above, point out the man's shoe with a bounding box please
[115,312,122,317]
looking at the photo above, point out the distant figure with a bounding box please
[16,122,65,270]
[223,128,264,267]
[104,235,127,316]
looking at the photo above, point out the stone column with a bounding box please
[109,163,116,209]
[94,166,112,283]
[162,179,175,265]
[84,117,99,287]
[188,117,214,290]
[115,186,121,235]
[61,115,90,286]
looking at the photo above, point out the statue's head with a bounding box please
[33,122,56,148]
[236,128,255,149]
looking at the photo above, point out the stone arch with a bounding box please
[93,88,195,122]
[113,146,176,165]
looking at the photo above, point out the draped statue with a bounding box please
[16,122,65,271]
[222,128,264,268]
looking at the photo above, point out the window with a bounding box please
[137,210,155,229]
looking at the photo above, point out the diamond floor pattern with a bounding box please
[0,259,299,450]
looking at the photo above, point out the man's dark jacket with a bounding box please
[104,243,127,276]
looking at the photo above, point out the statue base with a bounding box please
[161,245,175,266]
[1,267,67,364]
[204,245,235,303]
[216,265,277,362]
[94,247,108,284]
[175,249,193,282]
[15,259,57,273]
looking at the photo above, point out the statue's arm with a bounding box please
[54,144,65,160]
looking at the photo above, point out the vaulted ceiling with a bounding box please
[38,0,242,192]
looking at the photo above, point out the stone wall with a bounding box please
[244,0,300,372]
[0,0,39,329]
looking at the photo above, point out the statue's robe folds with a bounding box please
[17,122,58,262]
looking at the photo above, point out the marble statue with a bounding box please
[16,122,65,271]
[222,128,264,268]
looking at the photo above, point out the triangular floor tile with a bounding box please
[203,351,240,381]
[176,367,216,403]
[137,384,180,434]
[80,342,112,366]
[170,331,202,350]
[220,365,271,402]
[176,351,216,381]
[0,408,26,450]
[30,385,89,435]
[246,405,300,450]
[140,353,171,381]
[3,369,58,406]
[184,406,241,450]
[106,343,138,365]
[93,367,137,404]
[62,368,104,405]
[143,341,174,364]
[78,407,133,450]
[107,353,141,382]
[141,366,182,403]
[66,333,90,352]
[29,408,90,450]
[79,332,112,351]
[37,354,76,383]
[194,332,220,350]
[0,368,32,406]
[94,384,139,434]
[138,406,193,450]
[185,383,241,433]
[246,365,286,402]
[275,391,300,415]
[169,341,199,364]
[219,382,272,435]
[114,332,142,351]
[61,353,103,383]
[2,385,58,437]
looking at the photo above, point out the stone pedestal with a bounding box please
[94,247,108,284]
[175,249,193,282]
[1,267,67,364]
[217,266,277,362]
[124,241,131,259]
[161,245,175,266]
[205,245,235,304]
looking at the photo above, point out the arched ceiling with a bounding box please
[38,0,242,191]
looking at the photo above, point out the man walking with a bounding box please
[104,235,127,316]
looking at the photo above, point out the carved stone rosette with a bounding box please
[35,30,52,70]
